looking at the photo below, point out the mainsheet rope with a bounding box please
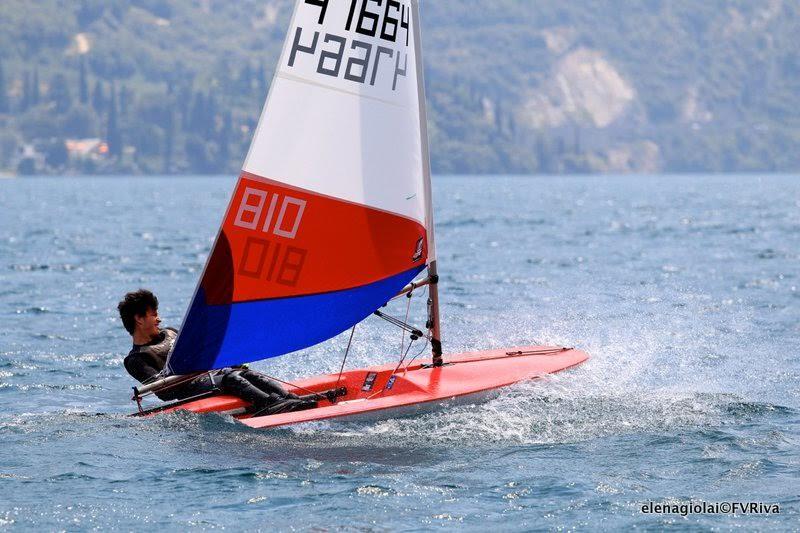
[398,286,414,360]
[334,325,357,395]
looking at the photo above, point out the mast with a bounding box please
[411,0,442,366]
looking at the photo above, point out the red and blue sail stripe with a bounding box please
[168,173,427,375]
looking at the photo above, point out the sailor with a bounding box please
[118,289,316,414]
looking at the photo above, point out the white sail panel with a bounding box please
[243,0,426,224]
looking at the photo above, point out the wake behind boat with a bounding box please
[131,0,588,426]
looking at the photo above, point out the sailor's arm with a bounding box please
[124,353,162,384]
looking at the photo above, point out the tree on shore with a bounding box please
[21,71,31,111]
[163,107,174,174]
[91,80,105,113]
[257,61,267,96]
[0,60,8,113]
[107,84,122,157]
[31,69,40,106]
[49,73,72,113]
[217,109,232,171]
[189,90,206,134]
[79,56,89,104]
[119,85,131,117]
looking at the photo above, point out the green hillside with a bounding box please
[1,0,799,175]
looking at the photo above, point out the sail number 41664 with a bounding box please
[290,0,412,91]
[305,0,411,45]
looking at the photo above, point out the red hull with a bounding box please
[147,346,588,429]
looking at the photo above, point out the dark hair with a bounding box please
[118,289,158,334]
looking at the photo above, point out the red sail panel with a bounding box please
[203,172,427,306]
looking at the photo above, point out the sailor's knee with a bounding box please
[238,369,256,381]
[220,369,244,387]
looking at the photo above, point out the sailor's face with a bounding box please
[136,308,161,338]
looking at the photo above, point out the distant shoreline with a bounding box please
[4,172,799,180]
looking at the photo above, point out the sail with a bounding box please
[167,0,431,374]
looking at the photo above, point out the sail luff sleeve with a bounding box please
[411,0,442,360]
[412,0,436,264]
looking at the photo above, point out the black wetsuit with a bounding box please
[124,328,213,401]
[124,328,314,411]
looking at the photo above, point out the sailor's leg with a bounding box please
[239,370,338,404]
[239,369,299,399]
[220,370,279,408]
[222,370,318,415]
[155,374,216,402]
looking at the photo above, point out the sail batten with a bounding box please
[167,0,431,375]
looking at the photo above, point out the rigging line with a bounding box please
[400,285,429,373]
[367,338,416,400]
[399,287,413,360]
[403,337,430,373]
[393,284,428,375]
[334,326,356,396]
[374,310,422,334]
[141,370,170,385]
[258,372,329,400]
[397,284,439,373]
[442,348,571,366]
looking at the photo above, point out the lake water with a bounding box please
[0,175,798,530]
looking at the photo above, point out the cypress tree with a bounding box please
[91,80,105,113]
[79,56,89,104]
[163,108,174,174]
[49,73,72,113]
[238,63,253,95]
[107,84,122,157]
[22,71,31,111]
[536,135,551,174]
[178,84,192,130]
[217,109,232,170]
[205,93,217,137]
[119,85,130,117]
[217,61,233,96]
[32,68,40,106]
[556,137,565,157]
[257,61,268,96]
[189,91,206,133]
[0,60,8,113]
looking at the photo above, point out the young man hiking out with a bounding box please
[118,289,316,414]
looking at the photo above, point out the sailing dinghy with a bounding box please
[132,0,588,426]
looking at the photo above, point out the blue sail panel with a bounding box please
[168,266,423,374]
